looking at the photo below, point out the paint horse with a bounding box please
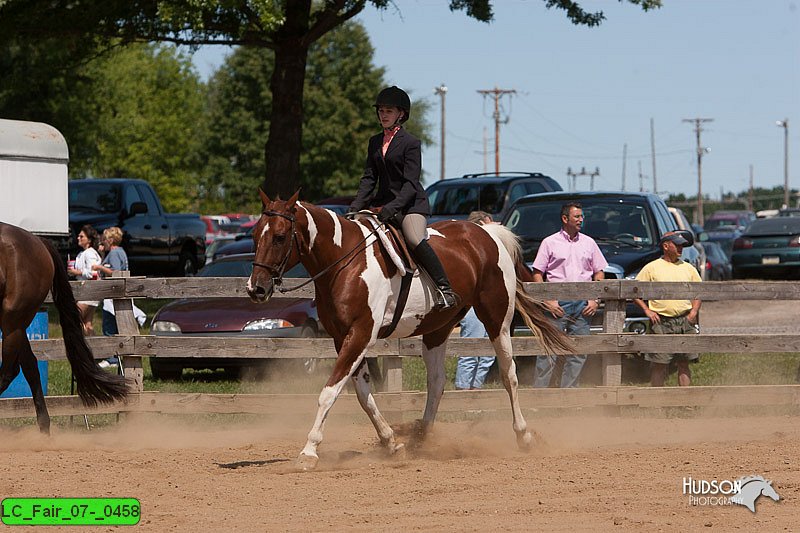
[247,190,571,470]
[0,222,129,433]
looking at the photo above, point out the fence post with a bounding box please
[601,299,624,386]
[381,356,403,392]
[111,271,144,393]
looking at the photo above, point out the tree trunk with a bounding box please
[261,1,311,201]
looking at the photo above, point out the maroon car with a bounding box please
[150,253,321,379]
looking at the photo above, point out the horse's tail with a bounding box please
[514,282,574,355]
[482,224,574,355]
[40,238,129,406]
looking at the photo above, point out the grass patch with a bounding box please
[668,352,800,386]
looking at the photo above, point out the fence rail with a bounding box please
[2,278,799,420]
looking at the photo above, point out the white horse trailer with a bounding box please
[0,118,69,239]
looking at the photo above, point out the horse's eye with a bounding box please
[273,234,286,244]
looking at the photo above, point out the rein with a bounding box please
[253,209,384,294]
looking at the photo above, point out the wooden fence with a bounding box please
[1,277,799,420]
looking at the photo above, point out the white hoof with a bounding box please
[516,431,533,451]
[297,452,319,471]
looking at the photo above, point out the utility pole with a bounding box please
[683,118,714,224]
[477,87,516,175]
[621,143,627,191]
[650,118,657,194]
[567,166,600,191]
[434,83,447,181]
[748,165,754,212]
[638,161,646,192]
[777,119,789,207]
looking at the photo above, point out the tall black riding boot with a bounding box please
[413,239,460,310]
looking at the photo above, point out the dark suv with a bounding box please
[426,172,562,224]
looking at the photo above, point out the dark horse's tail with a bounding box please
[41,238,129,406]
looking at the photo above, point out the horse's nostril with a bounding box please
[254,286,266,296]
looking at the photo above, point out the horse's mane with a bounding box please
[739,475,769,485]
[481,223,522,263]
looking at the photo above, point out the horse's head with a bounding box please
[247,188,301,303]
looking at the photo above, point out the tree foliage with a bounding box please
[0,41,206,212]
[0,0,661,204]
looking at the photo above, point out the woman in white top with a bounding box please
[67,224,102,335]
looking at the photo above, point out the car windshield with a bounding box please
[745,218,800,236]
[199,258,309,278]
[428,182,508,216]
[505,198,655,246]
[68,183,121,213]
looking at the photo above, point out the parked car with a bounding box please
[205,234,237,264]
[731,217,800,279]
[200,215,227,245]
[149,253,323,379]
[668,206,705,278]
[68,179,206,276]
[702,241,733,281]
[704,210,756,232]
[425,171,562,224]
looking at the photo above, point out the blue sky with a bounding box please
[190,1,798,206]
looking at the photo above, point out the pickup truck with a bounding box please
[67,179,206,276]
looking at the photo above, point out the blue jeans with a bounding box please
[454,308,495,389]
[534,300,589,388]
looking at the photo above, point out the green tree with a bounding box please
[200,21,432,212]
[0,41,206,211]
[87,44,206,212]
[0,0,661,202]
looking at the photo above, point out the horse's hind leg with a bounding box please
[352,359,401,454]
[19,339,50,434]
[1,329,50,433]
[411,331,450,445]
[491,330,533,450]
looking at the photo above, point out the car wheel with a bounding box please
[150,358,183,380]
[178,250,198,277]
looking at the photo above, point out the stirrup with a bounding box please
[433,288,460,310]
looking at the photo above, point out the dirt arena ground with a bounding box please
[1,301,797,531]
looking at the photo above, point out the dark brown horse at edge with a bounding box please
[247,190,572,470]
[0,222,129,433]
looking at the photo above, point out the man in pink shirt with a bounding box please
[532,202,608,388]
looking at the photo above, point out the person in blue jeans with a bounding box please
[533,300,591,388]
[454,307,494,390]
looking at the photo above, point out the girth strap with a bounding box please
[378,271,415,339]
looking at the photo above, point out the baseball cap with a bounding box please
[659,232,690,247]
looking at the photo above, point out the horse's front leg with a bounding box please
[492,331,533,450]
[352,358,401,454]
[298,327,375,471]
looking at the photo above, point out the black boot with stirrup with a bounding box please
[413,240,460,310]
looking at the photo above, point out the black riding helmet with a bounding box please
[374,86,411,124]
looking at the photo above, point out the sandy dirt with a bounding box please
[1,301,797,532]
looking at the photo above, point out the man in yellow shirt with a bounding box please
[634,231,702,387]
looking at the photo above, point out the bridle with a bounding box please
[252,207,384,294]
[251,209,298,289]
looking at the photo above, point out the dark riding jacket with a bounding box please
[350,128,430,218]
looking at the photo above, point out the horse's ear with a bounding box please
[287,189,301,209]
[258,187,271,207]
